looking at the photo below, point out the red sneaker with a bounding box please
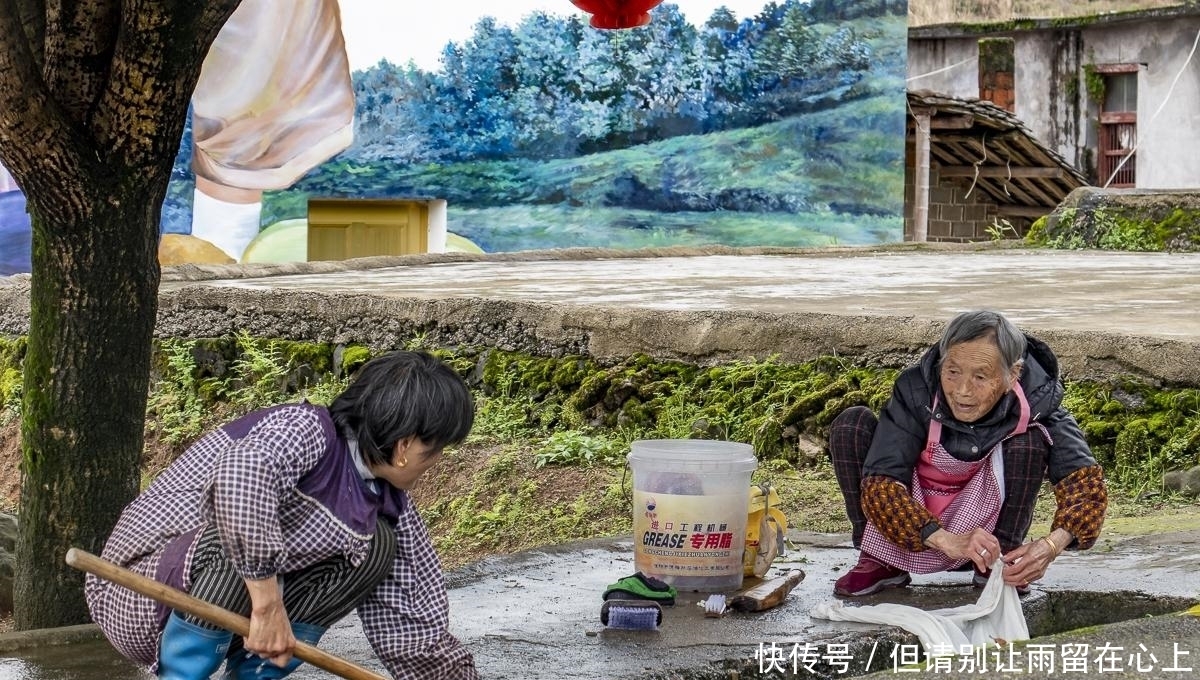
[834,553,911,597]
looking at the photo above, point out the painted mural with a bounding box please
[0,0,909,274]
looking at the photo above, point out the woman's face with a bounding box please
[939,337,1018,423]
[370,436,442,490]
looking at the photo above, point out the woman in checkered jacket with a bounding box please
[827,310,1107,598]
[86,351,479,679]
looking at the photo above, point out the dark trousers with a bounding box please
[184,517,395,631]
[829,405,1049,553]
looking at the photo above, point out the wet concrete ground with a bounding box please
[4,527,1198,679]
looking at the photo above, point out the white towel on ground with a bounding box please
[809,558,1028,653]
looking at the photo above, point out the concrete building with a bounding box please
[907,3,1200,193]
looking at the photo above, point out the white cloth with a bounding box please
[810,558,1028,654]
[191,0,354,191]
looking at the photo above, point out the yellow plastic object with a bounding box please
[743,483,788,577]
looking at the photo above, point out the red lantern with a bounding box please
[570,0,664,29]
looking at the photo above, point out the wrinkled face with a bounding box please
[939,337,1018,423]
[370,436,442,491]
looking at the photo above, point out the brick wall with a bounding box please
[905,144,1007,242]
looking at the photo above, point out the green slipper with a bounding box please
[603,572,677,605]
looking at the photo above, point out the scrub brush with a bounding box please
[600,599,663,630]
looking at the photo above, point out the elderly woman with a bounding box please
[828,310,1107,597]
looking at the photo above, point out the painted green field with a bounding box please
[263,15,909,252]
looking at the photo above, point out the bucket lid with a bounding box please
[628,439,757,473]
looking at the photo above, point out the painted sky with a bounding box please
[338,1,771,71]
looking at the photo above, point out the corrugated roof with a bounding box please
[908,90,1087,214]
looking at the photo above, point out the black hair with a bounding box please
[329,350,474,467]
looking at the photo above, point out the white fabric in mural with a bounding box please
[810,559,1028,654]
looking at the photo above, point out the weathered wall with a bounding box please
[1083,19,1200,190]
[908,16,1200,189]
[907,38,978,99]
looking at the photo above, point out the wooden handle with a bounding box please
[66,547,388,680]
[729,569,805,612]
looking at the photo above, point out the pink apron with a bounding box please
[860,384,1031,574]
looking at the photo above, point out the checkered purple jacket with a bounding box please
[84,403,478,679]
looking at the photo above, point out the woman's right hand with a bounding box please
[925,527,1002,572]
[244,576,295,668]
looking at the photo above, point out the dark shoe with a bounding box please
[834,553,911,597]
[973,568,1031,595]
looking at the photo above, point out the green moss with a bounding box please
[960,19,1038,34]
[1041,202,1200,253]
[11,328,1198,497]
[1064,73,1080,102]
[1050,14,1101,29]
[0,336,26,411]
[1083,63,1106,103]
[339,345,372,374]
[978,38,1015,73]
[1025,215,1049,245]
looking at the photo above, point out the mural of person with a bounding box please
[0,163,30,276]
[0,0,356,272]
[188,0,355,262]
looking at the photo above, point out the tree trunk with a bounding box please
[14,177,162,628]
[0,0,240,629]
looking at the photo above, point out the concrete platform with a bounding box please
[171,248,1200,341]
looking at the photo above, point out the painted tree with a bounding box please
[0,1,239,629]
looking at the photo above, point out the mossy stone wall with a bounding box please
[1030,187,1200,251]
[3,335,1193,484]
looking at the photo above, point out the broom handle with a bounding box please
[65,547,388,680]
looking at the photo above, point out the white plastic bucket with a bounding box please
[628,439,758,592]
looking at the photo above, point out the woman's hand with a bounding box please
[1002,529,1070,588]
[925,527,1002,573]
[244,577,295,668]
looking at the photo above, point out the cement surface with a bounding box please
[175,249,1200,340]
[3,528,1198,679]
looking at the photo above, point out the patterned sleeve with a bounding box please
[861,475,938,552]
[358,501,478,680]
[204,406,327,579]
[1051,464,1107,550]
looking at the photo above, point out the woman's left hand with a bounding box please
[1002,531,1068,588]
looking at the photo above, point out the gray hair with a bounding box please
[937,310,1027,375]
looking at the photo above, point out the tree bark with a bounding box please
[16,183,162,627]
[0,0,241,629]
